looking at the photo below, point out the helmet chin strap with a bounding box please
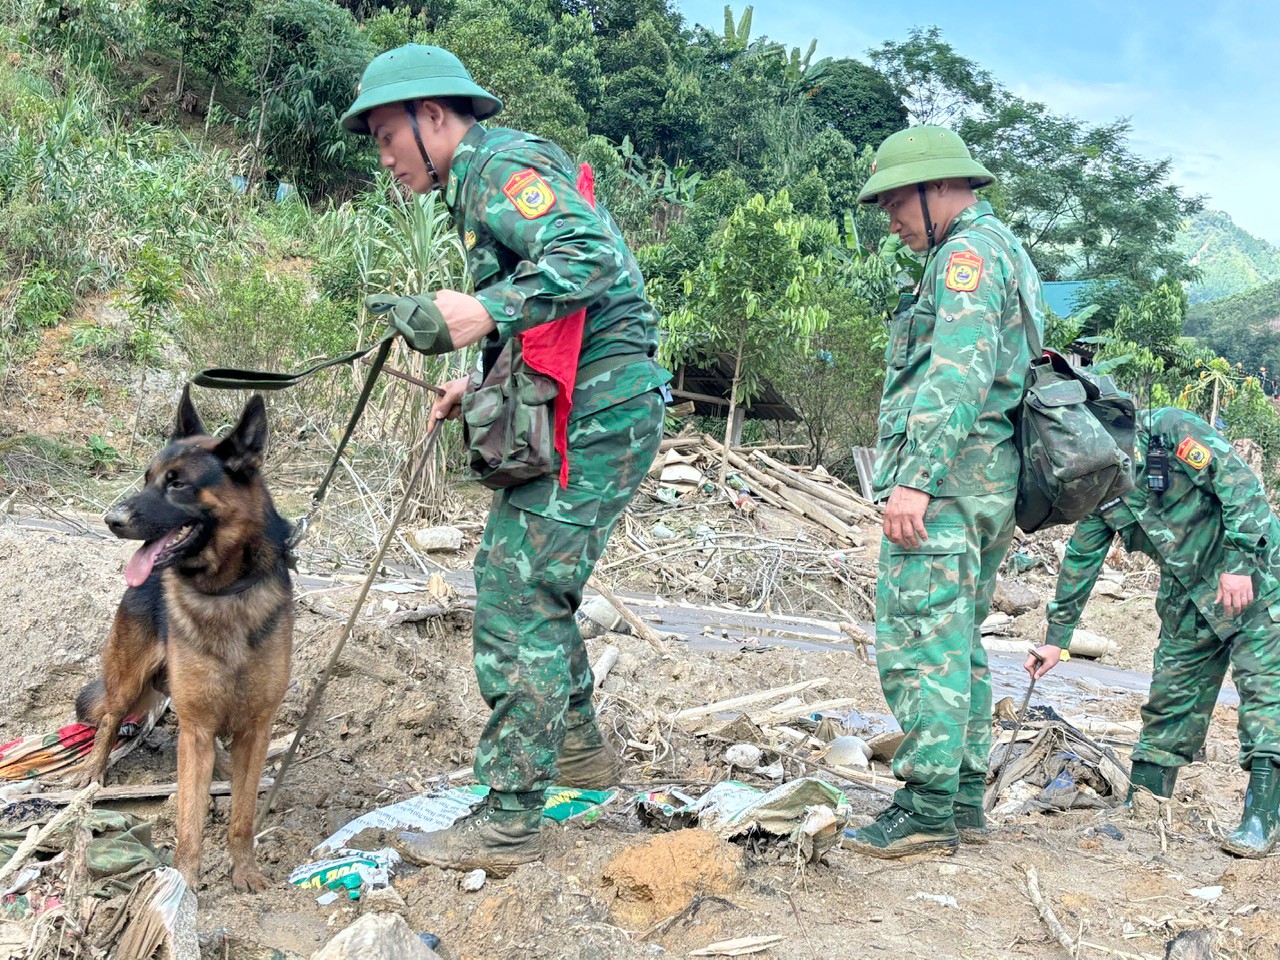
[405,101,443,192]
[917,183,938,249]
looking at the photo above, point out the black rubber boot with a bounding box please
[1221,761,1280,858]
[842,804,958,859]
[397,802,542,878]
[1124,760,1177,804]
[556,722,622,790]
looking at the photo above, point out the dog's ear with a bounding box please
[215,395,268,475]
[173,384,207,440]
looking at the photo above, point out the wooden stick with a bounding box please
[765,744,895,797]
[0,783,99,890]
[752,452,877,515]
[667,678,829,724]
[1021,864,1077,955]
[22,778,272,807]
[587,575,667,654]
[748,697,860,725]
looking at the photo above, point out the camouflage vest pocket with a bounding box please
[885,524,967,620]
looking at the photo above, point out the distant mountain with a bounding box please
[1177,210,1280,303]
[1186,278,1280,379]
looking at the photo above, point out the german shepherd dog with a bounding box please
[74,387,292,892]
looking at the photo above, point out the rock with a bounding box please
[993,578,1038,616]
[460,869,486,892]
[361,885,408,917]
[410,526,464,552]
[1067,629,1119,660]
[1164,930,1215,960]
[312,913,440,960]
[602,830,744,928]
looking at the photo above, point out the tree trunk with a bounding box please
[721,336,746,484]
[204,77,218,139]
[1211,378,1221,427]
[175,51,185,101]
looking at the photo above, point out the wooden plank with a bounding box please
[23,777,274,806]
[666,679,829,724]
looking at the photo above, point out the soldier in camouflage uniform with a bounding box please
[341,45,670,874]
[845,127,1045,858]
[1030,408,1280,858]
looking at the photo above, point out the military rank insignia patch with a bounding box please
[445,172,459,207]
[464,229,477,250]
[502,169,556,219]
[1175,436,1212,470]
[944,250,983,292]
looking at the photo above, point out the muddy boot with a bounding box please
[953,804,990,844]
[397,801,542,878]
[1124,760,1177,804]
[556,723,622,790]
[842,804,958,860]
[1221,761,1280,859]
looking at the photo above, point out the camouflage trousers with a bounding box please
[471,391,664,810]
[1133,590,1280,771]
[875,492,1017,819]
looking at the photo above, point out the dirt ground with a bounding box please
[1,519,1276,960]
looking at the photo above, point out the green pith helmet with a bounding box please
[340,44,502,134]
[857,125,995,204]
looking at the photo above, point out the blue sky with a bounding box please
[676,0,1280,245]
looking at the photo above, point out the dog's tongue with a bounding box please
[125,531,178,588]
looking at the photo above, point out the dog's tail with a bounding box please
[75,678,106,725]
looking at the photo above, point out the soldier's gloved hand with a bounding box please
[364,294,455,355]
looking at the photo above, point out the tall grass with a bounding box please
[316,178,473,519]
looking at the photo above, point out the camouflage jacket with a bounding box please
[873,201,1045,499]
[1046,408,1280,647]
[444,124,670,421]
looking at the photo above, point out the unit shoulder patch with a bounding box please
[1175,436,1212,470]
[464,229,477,250]
[501,168,557,219]
[944,249,984,293]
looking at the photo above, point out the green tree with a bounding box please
[868,26,999,125]
[807,57,907,150]
[240,0,373,189]
[661,190,831,478]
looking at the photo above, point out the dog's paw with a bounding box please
[64,769,103,790]
[230,862,270,894]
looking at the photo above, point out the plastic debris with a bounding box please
[290,848,401,902]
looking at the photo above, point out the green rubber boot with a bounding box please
[397,802,542,878]
[953,804,990,844]
[556,722,622,790]
[842,804,958,859]
[1221,761,1280,859]
[1124,761,1177,804]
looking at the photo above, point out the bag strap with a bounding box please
[967,217,1044,360]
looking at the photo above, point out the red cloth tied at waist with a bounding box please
[517,162,595,488]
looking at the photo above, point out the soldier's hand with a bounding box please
[883,485,931,548]
[1025,644,1061,680]
[1217,573,1254,618]
[430,376,469,428]
[435,289,498,349]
